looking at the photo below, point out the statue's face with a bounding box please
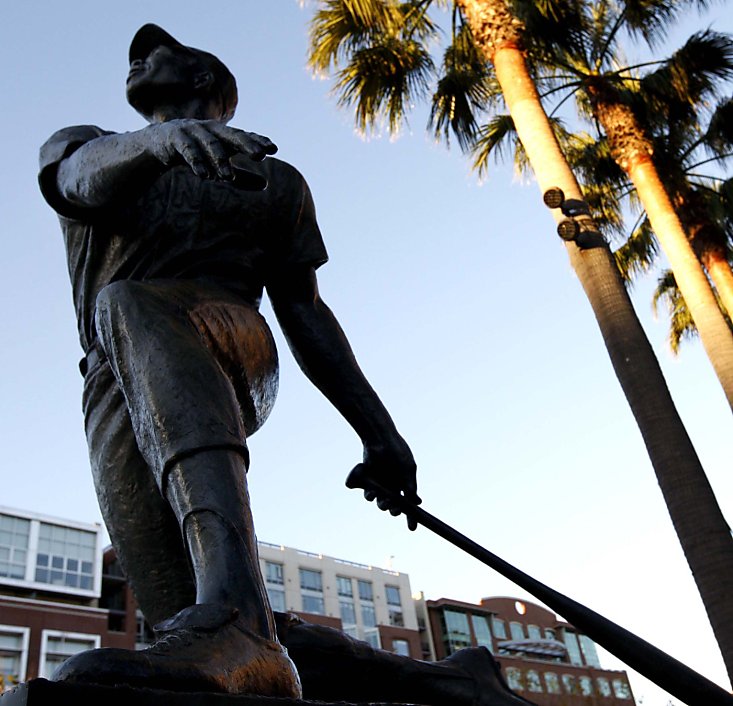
[126,45,213,120]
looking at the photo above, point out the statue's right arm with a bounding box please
[52,120,277,210]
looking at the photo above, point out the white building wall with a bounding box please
[257,541,418,632]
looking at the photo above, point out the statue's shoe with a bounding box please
[51,603,302,698]
[443,647,538,706]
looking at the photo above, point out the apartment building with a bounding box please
[257,541,422,658]
[0,506,131,689]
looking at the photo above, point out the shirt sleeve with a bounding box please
[38,125,114,220]
[285,177,329,271]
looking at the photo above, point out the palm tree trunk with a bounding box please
[456,0,733,685]
[591,96,733,411]
[702,245,733,319]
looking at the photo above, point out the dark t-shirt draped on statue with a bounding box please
[39,125,328,354]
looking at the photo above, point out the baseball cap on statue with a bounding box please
[129,24,238,122]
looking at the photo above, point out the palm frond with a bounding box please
[511,0,588,64]
[640,30,733,120]
[471,114,519,178]
[429,23,499,150]
[335,37,435,135]
[705,98,733,154]
[652,269,697,354]
[620,0,712,48]
[614,217,659,284]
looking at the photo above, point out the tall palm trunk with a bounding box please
[703,246,733,317]
[589,92,733,410]
[676,187,733,319]
[456,0,733,684]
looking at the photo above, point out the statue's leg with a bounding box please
[276,614,537,706]
[83,360,195,626]
[53,279,299,697]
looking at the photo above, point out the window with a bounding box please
[580,676,594,696]
[357,580,373,602]
[525,670,542,693]
[443,610,471,652]
[527,624,541,640]
[492,617,507,639]
[509,621,525,641]
[385,585,401,606]
[361,604,377,627]
[388,609,404,627]
[579,634,601,667]
[135,611,155,650]
[612,679,632,699]
[562,674,578,695]
[544,672,561,694]
[563,630,583,666]
[302,595,325,615]
[0,515,30,580]
[265,561,283,585]
[392,638,410,656]
[387,590,404,627]
[336,576,353,597]
[40,631,100,679]
[544,627,556,640]
[267,587,286,613]
[340,600,356,626]
[35,523,96,590]
[299,569,322,592]
[300,568,324,615]
[470,614,493,651]
[596,677,612,697]
[505,667,524,691]
[0,626,29,691]
[364,629,381,649]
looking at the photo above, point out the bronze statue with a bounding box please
[39,24,532,705]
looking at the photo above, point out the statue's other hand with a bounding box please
[348,440,421,531]
[145,119,277,181]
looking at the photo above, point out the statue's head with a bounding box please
[126,24,238,123]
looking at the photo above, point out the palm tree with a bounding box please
[528,4,733,408]
[306,0,733,683]
[553,97,733,355]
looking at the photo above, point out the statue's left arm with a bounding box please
[268,266,420,523]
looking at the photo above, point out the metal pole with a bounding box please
[346,465,733,706]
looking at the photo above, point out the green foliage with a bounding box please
[620,0,713,48]
[615,217,658,283]
[640,31,733,129]
[336,38,435,134]
[652,269,698,354]
[430,24,499,150]
[705,99,733,154]
[308,0,438,135]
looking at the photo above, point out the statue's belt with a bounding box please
[79,345,103,378]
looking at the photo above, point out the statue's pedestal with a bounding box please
[0,680,416,706]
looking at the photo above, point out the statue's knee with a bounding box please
[94,280,148,336]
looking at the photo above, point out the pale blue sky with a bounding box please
[1,2,732,704]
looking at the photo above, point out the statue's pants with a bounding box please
[82,278,278,622]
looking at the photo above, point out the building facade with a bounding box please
[257,541,422,658]
[1,505,637,705]
[0,506,133,690]
[425,595,636,705]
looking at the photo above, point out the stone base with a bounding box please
[0,680,418,706]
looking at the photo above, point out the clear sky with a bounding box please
[1,2,732,704]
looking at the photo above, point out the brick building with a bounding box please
[424,595,636,704]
